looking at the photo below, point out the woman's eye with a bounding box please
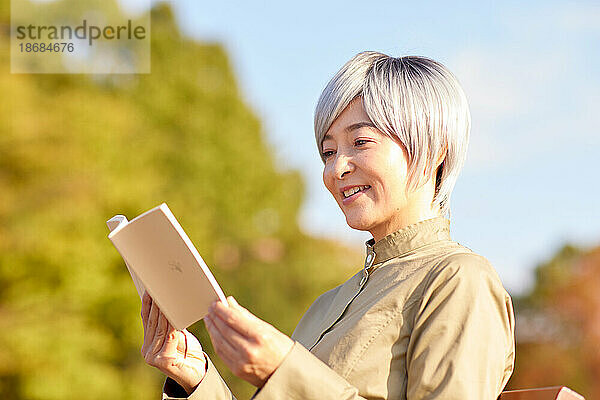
[355,139,369,146]
[322,150,335,159]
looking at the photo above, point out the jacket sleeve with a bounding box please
[162,353,237,400]
[405,253,515,400]
[251,341,368,400]
[160,341,363,400]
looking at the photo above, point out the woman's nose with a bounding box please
[333,153,354,179]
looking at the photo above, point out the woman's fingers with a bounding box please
[141,291,151,326]
[161,321,179,356]
[228,296,253,319]
[227,296,239,307]
[205,299,294,387]
[139,297,208,392]
[152,310,169,356]
[177,329,191,355]
[227,296,249,317]
[211,299,253,338]
[142,297,159,356]
[208,310,251,350]
[205,315,240,364]
[205,316,246,378]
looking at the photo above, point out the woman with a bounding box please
[141,51,515,399]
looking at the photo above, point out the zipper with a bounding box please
[360,250,375,286]
[308,247,376,351]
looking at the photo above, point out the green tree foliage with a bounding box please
[509,244,600,398]
[0,2,362,398]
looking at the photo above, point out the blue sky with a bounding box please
[127,0,599,294]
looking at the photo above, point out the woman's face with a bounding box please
[321,97,434,242]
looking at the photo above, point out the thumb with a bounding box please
[161,322,179,356]
[227,296,239,307]
[228,297,256,321]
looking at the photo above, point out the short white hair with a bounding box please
[314,51,471,216]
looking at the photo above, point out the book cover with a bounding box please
[107,203,227,330]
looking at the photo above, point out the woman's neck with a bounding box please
[369,206,442,243]
[369,178,441,242]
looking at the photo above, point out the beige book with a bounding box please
[107,203,227,330]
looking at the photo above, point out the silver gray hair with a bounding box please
[314,51,471,216]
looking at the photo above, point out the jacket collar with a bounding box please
[365,216,451,268]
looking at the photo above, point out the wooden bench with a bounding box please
[499,386,585,400]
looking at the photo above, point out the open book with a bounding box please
[106,203,227,330]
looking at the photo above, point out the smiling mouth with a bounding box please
[342,185,371,198]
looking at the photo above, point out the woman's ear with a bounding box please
[423,144,447,178]
[434,143,447,169]
[432,144,447,195]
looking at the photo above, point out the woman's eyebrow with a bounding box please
[344,121,377,134]
[322,121,377,142]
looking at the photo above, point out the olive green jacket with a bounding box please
[163,217,515,399]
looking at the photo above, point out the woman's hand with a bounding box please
[204,296,294,388]
[141,291,207,395]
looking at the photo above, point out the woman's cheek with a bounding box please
[323,166,336,195]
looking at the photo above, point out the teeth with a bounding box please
[343,185,370,198]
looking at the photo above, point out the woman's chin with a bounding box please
[344,216,374,232]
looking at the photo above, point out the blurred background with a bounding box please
[1,0,598,398]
